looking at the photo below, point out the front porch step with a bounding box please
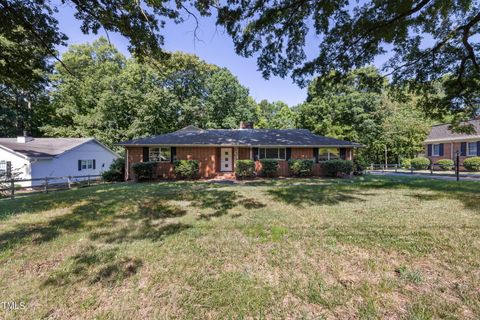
[213,172,236,180]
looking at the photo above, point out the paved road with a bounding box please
[368,171,480,181]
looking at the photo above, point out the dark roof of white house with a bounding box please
[118,126,362,147]
[426,119,480,142]
[0,138,114,159]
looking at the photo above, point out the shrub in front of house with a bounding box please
[410,157,430,170]
[174,160,199,179]
[401,158,412,169]
[260,159,279,177]
[235,160,256,179]
[464,157,480,171]
[102,158,125,182]
[132,162,157,181]
[322,160,353,177]
[436,159,454,171]
[288,159,314,177]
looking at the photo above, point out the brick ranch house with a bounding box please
[118,124,361,180]
[425,119,480,166]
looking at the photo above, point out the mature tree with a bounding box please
[214,0,480,121]
[256,100,296,129]
[44,38,256,148]
[297,67,431,163]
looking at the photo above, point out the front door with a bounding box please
[220,148,232,172]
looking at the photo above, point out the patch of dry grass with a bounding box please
[0,176,479,319]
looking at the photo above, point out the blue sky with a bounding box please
[54,5,386,106]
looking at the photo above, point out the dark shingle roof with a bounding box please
[426,119,480,142]
[118,127,361,147]
[0,138,94,158]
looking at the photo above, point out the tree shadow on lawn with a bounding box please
[267,184,367,208]
[355,176,480,213]
[0,182,266,253]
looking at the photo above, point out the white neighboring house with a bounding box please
[0,135,119,187]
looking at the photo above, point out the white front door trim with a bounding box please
[220,148,232,172]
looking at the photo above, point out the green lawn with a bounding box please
[0,176,479,319]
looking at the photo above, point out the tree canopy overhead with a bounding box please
[215,0,480,119]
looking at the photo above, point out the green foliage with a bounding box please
[173,160,199,179]
[436,159,454,171]
[215,1,480,118]
[259,159,279,177]
[401,158,412,169]
[255,100,296,129]
[42,39,256,149]
[322,160,353,178]
[288,159,313,177]
[297,67,432,164]
[464,157,480,171]
[132,162,157,181]
[235,160,256,179]
[410,157,431,170]
[101,158,125,182]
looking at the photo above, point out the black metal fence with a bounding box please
[0,175,104,199]
[366,163,480,180]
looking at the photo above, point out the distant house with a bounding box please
[0,134,119,186]
[118,123,361,180]
[425,119,480,166]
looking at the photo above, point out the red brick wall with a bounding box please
[177,147,217,178]
[291,148,313,159]
[238,147,251,160]
[125,147,142,180]
[425,142,475,167]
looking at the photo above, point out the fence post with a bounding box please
[10,179,14,199]
[87,175,90,186]
[456,151,460,181]
[67,176,71,189]
[410,166,413,174]
[44,177,48,193]
[395,164,398,173]
[430,164,433,175]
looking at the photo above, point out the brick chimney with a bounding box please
[239,121,254,129]
[17,131,33,143]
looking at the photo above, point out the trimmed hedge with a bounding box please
[174,160,199,179]
[436,159,454,171]
[235,160,256,179]
[288,159,314,177]
[401,158,412,169]
[410,157,430,170]
[132,162,157,181]
[102,158,125,182]
[322,160,353,178]
[260,159,279,177]
[464,157,480,171]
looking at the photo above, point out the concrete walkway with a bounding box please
[368,171,480,181]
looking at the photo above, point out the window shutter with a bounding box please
[78,160,82,171]
[143,147,149,162]
[313,148,319,163]
[171,147,176,163]
[439,144,444,156]
[6,161,11,179]
[477,141,480,156]
[253,148,259,161]
[286,148,291,161]
[340,148,347,160]
[427,144,432,156]
[93,159,96,169]
[460,142,467,156]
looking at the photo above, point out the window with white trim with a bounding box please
[0,160,6,176]
[318,148,340,161]
[467,142,477,156]
[149,147,171,162]
[259,148,286,160]
[81,159,94,170]
[432,144,440,156]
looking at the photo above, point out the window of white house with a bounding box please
[81,159,94,170]
[432,144,440,156]
[467,142,478,156]
[259,148,286,160]
[0,160,6,175]
[318,148,340,161]
[149,147,171,162]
